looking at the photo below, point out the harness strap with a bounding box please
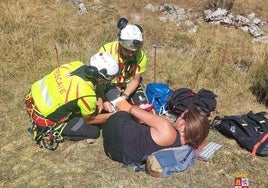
[25,91,96,127]
[252,133,268,156]
[25,93,58,127]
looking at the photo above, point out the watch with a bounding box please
[122,93,129,100]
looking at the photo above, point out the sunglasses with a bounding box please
[121,47,136,55]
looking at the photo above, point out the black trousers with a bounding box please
[105,84,148,105]
[61,117,100,141]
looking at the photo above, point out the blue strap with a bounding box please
[180,147,194,163]
[122,155,147,172]
[122,163,145,172]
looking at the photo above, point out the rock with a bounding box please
[235,15,251,27]
[204,8,228,22]
[252,36,268,43]
[249,26,264,37]
[248,13,255,20]
[253,18,261,25]
[144,3,158,12]
[78,3,87,13]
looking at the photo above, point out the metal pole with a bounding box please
[54,43,60,66]
[153,44,157,82]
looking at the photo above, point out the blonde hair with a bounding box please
[183,106,210,148]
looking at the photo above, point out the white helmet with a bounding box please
[89,52,119,80]
[119,24,143,51]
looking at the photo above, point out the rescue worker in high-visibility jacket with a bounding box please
[25,52,119,142]
[98,18,149,113]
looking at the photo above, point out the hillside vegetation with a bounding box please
[0,0,267,187]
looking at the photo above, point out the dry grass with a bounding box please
[1,0,267,187]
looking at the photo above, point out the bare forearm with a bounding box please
[84,113,114,125]
[129,106,170,127]
[124,77,140,96]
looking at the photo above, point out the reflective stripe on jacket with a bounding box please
[31,61,96,118]
[99,41,147,84]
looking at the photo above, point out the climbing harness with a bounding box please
[25,93,67,150]
[28,122,66,150]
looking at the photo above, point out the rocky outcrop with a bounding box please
[145,3,268,43]
[67,1,268,43]
[203,8,266,38]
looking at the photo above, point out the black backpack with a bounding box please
[168,88,217,117]
[212,111,268,156]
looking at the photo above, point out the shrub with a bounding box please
[250,63,268,106]
[206,0,235,10]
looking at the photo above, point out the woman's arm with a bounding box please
[129,106,177,146]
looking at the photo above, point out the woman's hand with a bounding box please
[103,101,116,113]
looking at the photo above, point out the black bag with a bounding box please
[168,88,217,117]
[212,111,268,156]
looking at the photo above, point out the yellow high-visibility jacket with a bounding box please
[31,61,96,121]
[99,41,147,85]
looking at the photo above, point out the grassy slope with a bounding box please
[0,0,267,187]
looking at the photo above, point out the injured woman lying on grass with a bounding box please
[102,98,210,165]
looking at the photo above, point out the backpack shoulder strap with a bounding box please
[101,44,107,52]
[252,133,268,156]
[247,111,268,126]
[180,146,194,163]
[70,65,96,83]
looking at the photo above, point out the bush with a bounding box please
[206,0,235,10]
[250,63,268,106]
